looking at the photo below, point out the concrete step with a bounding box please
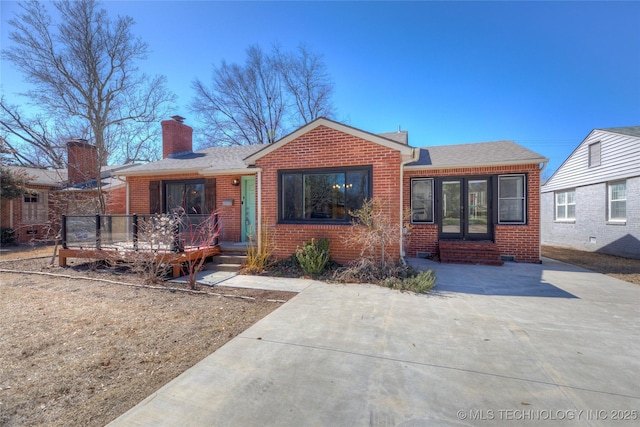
[438,241,503,266]
[202,262,243,273]
[208,254,247,265]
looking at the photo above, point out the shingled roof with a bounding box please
[600,126,640,138]
[405,140,548,169]
[119,144,267,176]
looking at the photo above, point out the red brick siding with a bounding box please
[403,164,541,263]
[105,186,126,214]
[67,140,98,185]
[0,185,55,243]
[255,125,403,264]
[161,120,193,159]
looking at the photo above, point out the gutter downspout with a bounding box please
[538,160,549,263]
[400,148,420,265]
[114,175,130,215]
[256,169,262,249]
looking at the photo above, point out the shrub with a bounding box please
[296,238,330,275]
[334,259,436,294]
[245,224,275,274]
[0,227,16,246]
[383,270,436,294]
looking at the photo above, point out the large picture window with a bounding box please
[498,174,526,224]
[411,178,434,223]
[555,189,576,221]
[279,166,371,222]
[608,181,626,222]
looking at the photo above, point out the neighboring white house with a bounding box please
[541,126,639,259]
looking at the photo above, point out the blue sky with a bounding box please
[1,1,639,175]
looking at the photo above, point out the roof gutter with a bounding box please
[403,158,549,171]
[200,167,262,177]
[117,167,203,177]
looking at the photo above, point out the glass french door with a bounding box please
[439,178,492,240]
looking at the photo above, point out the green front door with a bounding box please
[241,176,256,242]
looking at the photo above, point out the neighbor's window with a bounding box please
[22,191,48,223]
[411,178,434,223]
[279,166,371,222]
[165,180,205,214]
[498,174,526,224]
[589,142,601,167]
[608,181,626,221]
[555,189,576,221]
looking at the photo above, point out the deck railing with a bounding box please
[61,213,219,252]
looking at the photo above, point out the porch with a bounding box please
[58,214,222,278]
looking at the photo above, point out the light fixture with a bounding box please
[232,178,240,186]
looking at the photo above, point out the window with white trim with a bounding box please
[498,174,526,224]
[608,181,626,221]
[22,190,48,224]
[411,178,434,223]
[555,189,576,221]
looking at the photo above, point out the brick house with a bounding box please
[541,127,639,259]
[118,117,548,264]
[1,140,129,244]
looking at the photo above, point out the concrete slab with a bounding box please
[170,270,316,293]
[109,259,640,426]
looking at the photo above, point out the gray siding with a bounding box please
[542,129,640,192]
[541,177,640,259]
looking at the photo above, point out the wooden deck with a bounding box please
[58,246,221,278]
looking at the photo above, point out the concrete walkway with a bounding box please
[109,258,640,426]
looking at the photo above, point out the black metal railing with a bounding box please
[61,213,219,251]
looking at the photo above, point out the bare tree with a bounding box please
[1,0,175,212]
[274,44,335,126]
[192,43,335,147]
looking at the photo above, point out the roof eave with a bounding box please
[404,158,549,171]
[118,167,204,177]
[200,167,261,176]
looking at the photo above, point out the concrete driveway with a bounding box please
[109,258,640,426]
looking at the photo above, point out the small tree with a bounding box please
[335,198,405,283]
[347,198,400,268]
[177,212,220,289]
[115,214,176,284]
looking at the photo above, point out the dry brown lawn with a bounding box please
[542,245,640,285]
[0,245,293,426]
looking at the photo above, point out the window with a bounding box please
[555,190,576,221]
[498,174,526,224]
[165,180,205,214]
[608,181,626,221]
[22,191,48,223]
[589,142,601,167]
[411,178,434,223]
[279,166,371,222]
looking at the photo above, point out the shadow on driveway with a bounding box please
[407,257,579,298]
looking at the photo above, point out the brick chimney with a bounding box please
[162,115,193,159]
[67,139,98,185]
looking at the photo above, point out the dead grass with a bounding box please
[542,245,640,285]
[0,245,294,426]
